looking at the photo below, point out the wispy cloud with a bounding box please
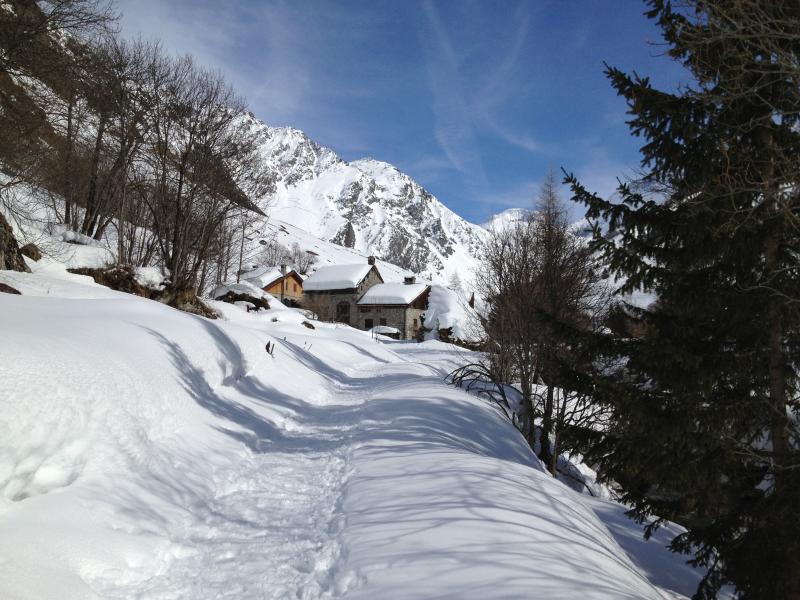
[420,1,488,191]
[419,1,547,197]
[116,0,374,153]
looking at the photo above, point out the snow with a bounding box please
[357,282,427,305]
[480,207,535,231]
[234,114,487,287]
[209,280,272,300]
[303,263,374,291]
[251,219,413,284]
[423,284,474,341]
[369,325,399,335]
[0,259,722,599]
[240,265,284,289]
[59,229,103,248]
[133,266,166,290]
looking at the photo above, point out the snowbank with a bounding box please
[423,284,474,341]
[209,280,271,301]
[0,263,716,599]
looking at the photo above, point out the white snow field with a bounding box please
[1,263,710,599]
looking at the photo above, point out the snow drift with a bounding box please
[0,263,713,599]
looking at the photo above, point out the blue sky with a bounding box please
[117,1,687,224]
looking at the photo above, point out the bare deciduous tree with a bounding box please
[476,171,608,472]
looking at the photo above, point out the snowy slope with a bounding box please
[0,261,720,599]
[237,114,486,285]
[249,218,414,283]
[480,207,535,231]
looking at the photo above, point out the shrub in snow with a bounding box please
[68,266,161,299]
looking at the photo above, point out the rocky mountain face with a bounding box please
[239,114,488,284]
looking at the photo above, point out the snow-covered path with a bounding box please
[1,267,711,599]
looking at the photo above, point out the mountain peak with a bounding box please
[242,115,487,283]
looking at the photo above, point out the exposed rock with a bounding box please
[0,213,30,273]
[332,222,356,248]
[301,320,315,329]
[0,282,21,294]
[20,243,42,261]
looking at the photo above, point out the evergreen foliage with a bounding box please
[565,2,800,597]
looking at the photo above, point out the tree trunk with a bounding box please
[541,384,555,473]
[81,113,107,235]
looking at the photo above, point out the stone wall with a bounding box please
[304,265,383,324]
[357,304,425,340]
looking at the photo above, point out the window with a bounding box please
[293,283,297,292]
[413,318,418,328]
[365,318,374,329]
[359,306,370,313]
[380,318,386,326]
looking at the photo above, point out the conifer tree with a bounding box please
[565,2,800,598]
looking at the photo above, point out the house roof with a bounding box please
[210,281,270,301]
[241,266,302,289]
[242,266,283,289]
[357,283,429,306]
[303,264,377,291]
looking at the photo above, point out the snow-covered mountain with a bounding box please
[480,208,535,231]
[239,114,487,285]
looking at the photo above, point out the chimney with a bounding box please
[280,264,287,275]
[404,276,416,285]
[367,256,376,266]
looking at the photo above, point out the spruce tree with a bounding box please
[565,2,800,598]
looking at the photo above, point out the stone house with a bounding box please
[303,258,384,325]
[356,278,430,340]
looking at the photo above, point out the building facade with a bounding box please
[241,265,305,306]
[356,283,429,340]
[303,260,384,325]
[303,260,430,340]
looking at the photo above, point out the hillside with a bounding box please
[480,207,535,231]
[0,253,720,599]
[240,115,487,284]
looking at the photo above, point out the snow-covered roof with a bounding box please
[210,281,270,301]
[357,283,428,306]
[370,325,400,334]
[241,266,283,289]
[304,264,374,291]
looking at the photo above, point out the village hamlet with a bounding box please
[302,258,429,339]
[4,1,798,598]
